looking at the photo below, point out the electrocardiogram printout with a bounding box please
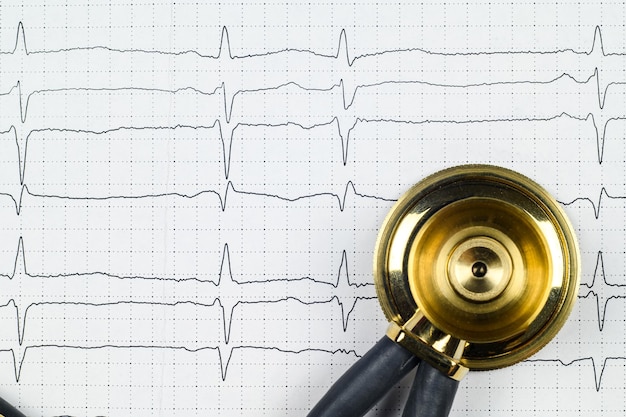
[0,1,625,416]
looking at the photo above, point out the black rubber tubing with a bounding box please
[307,336,420,417]
[401,360,459,417]
[0,395,28,417]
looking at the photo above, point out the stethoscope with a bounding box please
[308,165,580,417]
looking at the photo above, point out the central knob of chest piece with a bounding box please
[471,261,488,278]
[447,236,513,303]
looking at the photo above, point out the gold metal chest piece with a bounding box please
[374,165,580,379]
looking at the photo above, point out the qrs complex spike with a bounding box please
[578,252,626,331]
[561,187,626,219]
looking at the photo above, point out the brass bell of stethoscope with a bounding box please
[308,165,580,417]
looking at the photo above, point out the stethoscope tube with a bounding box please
[307,336,458,417]
[402,360,459,417]
[0,396,27,417]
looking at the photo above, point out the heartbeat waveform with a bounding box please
[2,343,362,383]
[0,81,225,124]
[2,22,626,128]
[527,356,625,391]
[0,118,621,220]
[4,69,623,124]
[560,187,626,219]
[7,122,228,186]
[582,252,611,289]
[3,171,619,221]
[0,179,394,218]
[3,346,622,391]
[2,82,625,198]
[1,237,375,346]
[1,22,620,64]
[3,336,623,388]
[578,252,626,331]
[2,111,624,206]
[3,118,346,188]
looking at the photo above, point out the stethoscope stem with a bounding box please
[402,360,459,417]
[0,395,27,417]
[307,336,458,417]
[307,337,418,417]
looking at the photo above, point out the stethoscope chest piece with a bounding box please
[308,164,580,417]
[375,164,580,378]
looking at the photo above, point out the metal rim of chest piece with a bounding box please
[374,165,580,380]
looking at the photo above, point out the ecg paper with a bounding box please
[0,1,625,416]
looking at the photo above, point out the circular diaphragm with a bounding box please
[374,165,580,370]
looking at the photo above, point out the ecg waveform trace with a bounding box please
[3,74,626,168]
[0,236,375,344]
[1,4,626,417]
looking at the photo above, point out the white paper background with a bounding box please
[0,1,625,415]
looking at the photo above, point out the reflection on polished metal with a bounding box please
[374,165,580,380]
